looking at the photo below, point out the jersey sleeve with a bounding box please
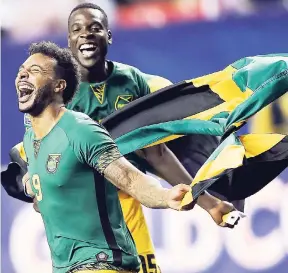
[71,119,122,174]
[132,68,151,97]
[138,71,173,93]
[146,75,173,93]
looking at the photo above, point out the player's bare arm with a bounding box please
[136,144,238,226]
[137,143,193,186]
[103,156,191,210]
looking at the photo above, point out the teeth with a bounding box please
[82,50,96,58]
[19,85,33,91]
[18,84,34,98]
[80,44,96,50]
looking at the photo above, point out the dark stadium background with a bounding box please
[1,1,288,273]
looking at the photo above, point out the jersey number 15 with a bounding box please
[139,254,160,273]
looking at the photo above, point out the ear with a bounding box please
[54,79,67,94]
[108,30,113,45]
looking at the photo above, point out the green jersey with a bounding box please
[23,110,139,273]
[65,61,152,172]
[66,61,150,123]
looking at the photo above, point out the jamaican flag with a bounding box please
[102,54,288,208]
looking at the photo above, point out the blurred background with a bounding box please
[1,0,288,272]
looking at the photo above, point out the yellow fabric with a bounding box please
[14,142,27,162]
[118,192,159,273]
[191,66,252,101]
[181,144,245,207]
[240,134,286,158]
[250,93,288,134]
[192,144,245,186]
[146,76,172,93]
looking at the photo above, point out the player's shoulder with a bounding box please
[140,73,172,85]
[112,61,172,84]
[113,61,140,73]
[111,61,172,92]
[139,72,173,93]
[112,61,144,80]
[61,110,97,128]
[60,110,103,137]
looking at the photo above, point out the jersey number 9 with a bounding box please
[32,174,43,202]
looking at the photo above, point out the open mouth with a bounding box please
[79,43,98,58]
[18,83,34,103]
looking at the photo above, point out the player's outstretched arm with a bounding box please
[137,144,241,227]
[70,117,188,210]
[103,157,191,210]
[136,143,193,186]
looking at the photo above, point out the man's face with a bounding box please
[15,53,57,115]
[68,8,111,69]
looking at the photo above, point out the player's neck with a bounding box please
[31,103,66,139]
[80,60,111,83]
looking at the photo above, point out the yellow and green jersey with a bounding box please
[66,61,152,122]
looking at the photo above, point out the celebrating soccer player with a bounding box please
[17,41,195,273]
[2,3,239,272]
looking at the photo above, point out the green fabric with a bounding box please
[109,54,288,203]
[114,54,288,156]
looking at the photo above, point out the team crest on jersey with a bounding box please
[90,83,105,104]
[115,95,133,110]
[46,154,61,173]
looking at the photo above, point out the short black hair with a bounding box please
[69,3,109,28]
[29,41,80,104]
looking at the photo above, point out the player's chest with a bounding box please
[71,81,140,122]
[26,140,82,189]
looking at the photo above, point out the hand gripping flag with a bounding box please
[102,54,288,209]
